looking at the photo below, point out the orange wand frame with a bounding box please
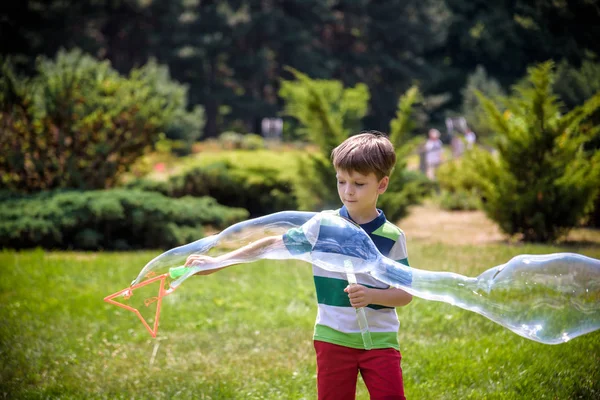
[104,266,190,337]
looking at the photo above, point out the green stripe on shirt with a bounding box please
[372,222,402,241]
[314,324,400,350]
[314,275,394,310]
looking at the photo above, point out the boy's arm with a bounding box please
[345,285,412,308]
[185,235,284,275]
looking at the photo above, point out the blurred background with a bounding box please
[3,0,600,136]
[1,2,600,398]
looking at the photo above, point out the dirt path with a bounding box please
[398,202,507,245]
[398,201,600,246]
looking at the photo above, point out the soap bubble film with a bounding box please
[129,211,600,344]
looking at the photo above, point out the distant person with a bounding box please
[465,128,476,149]
[424,128,443,180]
[451,134,465,158]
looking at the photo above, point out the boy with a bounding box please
[186,131,412,399]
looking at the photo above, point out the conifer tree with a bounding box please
[464,61,600,242]
[280,70,430,217]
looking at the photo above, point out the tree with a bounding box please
[361,0,451,130]
[0,49,195,192]
[379,86,434,221]
[279,68,369,210]
[224,1,334,134]
[554,53,600,227]
[434,0,600,113]
[464,61,600,242]
[460,65,506,139]
[280,70,431,217]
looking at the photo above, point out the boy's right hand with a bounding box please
[185,254,219,275]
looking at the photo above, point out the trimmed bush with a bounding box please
[0,189,248,250]
[125,161,298,217]
[215,132,267,150]
[241,133,266,150]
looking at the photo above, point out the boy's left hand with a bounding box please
[344,284,372,308]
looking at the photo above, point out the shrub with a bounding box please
[279,68,369,210]
[437,189,481,211]
[554,55,600,227]
[0,189,248,250]
[383,86,436,221]
[241,133,266,150]
[217,132,266,150]
[379,170,436,219]
[279,69,431,218]
[435,159,482,211]
[465,61,600,242]
[164,104,205,155]
[0,49,197,192]
[218,132,245,149]
[125,161,298,217]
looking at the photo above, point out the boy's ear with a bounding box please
[378,176,390,194]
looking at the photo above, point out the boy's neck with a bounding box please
[347,207,380,225]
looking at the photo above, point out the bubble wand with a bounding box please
[345,259,373,350]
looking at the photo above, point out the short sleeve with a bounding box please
[388,230,410,266]
[282,213,322,255]
[282,227,312,255]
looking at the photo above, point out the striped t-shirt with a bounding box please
[282,206,410,350]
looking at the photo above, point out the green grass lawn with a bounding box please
[1,241,599,399]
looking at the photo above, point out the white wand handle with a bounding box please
[344,260,373,350]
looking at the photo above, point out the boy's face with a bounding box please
[335,169,389,216]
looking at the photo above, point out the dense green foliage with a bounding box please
[1,243,599,398]
[1,1,598,245]
[554,55,600,228]
[0,189,248,250]
[465,62,600,242]
[280,68,370,210]
[440,0,600,111]
[555,54,600,114]
[2,1,597,136]
[281,71,431,219]
[460,66,506,139]
[164,104,205,155]
[0,49,200,192]
[217,132,266,150]
[380,87,436,220]
[435,159,482,211]
[125,161,298,217]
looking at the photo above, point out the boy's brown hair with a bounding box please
[331,130,396,180]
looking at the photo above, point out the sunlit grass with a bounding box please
[1,241,599,399]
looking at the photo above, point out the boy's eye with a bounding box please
[337,181,345,185]
[356,183,365,187]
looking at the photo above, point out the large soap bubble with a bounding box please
[108,211,600,344]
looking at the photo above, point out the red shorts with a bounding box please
[314,340,406,400]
